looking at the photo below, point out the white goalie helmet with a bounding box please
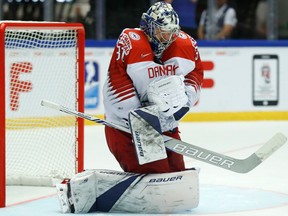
[140,2,180,59]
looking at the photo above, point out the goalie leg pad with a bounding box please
[110,169,199,213]
[56,180,73,213]
[69,170,98,213]
[57,169,199,214]
[129,105,167,165]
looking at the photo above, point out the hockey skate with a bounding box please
[56,180,74,213]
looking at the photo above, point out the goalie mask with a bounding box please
[140,2,180,60]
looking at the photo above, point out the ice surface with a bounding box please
[2,121,288,216]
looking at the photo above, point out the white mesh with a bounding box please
[3,23,83,186]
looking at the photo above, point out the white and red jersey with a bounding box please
[103,28,204,130]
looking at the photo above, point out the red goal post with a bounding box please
[0,21,85,207]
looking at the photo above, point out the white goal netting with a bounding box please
[2,22,84,186]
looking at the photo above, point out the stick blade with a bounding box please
[41,100,61,111]
[256,132,287,162]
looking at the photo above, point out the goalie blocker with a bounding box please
[56,169,199,214]
[129,105,167,165]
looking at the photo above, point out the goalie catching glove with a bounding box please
[147,75,189,118]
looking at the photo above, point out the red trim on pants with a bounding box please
[104,126,185,173]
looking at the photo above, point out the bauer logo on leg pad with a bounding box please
[149,175,182,183]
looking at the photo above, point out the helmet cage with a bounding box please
[151,19,179,45]
[140,2,180,58]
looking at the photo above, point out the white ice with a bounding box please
[1,121,288,216]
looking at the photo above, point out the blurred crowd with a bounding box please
[1,0,288,40]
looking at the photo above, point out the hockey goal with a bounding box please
[0,21,85,207]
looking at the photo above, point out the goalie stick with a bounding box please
[41,100,287,173]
